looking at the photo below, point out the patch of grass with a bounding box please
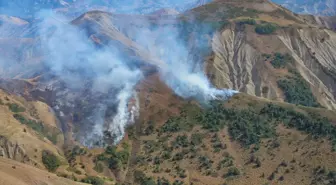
[42,150,60,172]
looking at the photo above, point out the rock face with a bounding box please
[207,24,336,109]
[0,136,29,163]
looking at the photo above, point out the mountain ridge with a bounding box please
[0,0,336,184]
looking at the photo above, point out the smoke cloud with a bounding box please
[1,7,237,146]
[37,11,143,146]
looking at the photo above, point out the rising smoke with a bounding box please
[37,10,143,146]
[1,8,237,147]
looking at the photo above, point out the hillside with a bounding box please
[0,158,85,185]
[70,0,336,110]
[0,0,336,185]
[272,0,336,16]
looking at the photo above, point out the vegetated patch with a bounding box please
[266,52,320,107]
[13,114,60,144]
[255,22,278,34]
[160,100,336,149]
[134,170,156,185]
[93,162,104,173]
[224,167,240,178]
[7,103,25,113]
[66,145,87,164]
[81,176,104,185]
[277,71,320,107]
[42,150,61,172]
[270,53,293,69]
[95,146,129,170]
[236,18,257,25]
[311,166,336,185]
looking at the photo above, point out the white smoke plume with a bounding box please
[108,90,139,144]
[130,21,238,102]
[37,10,143,146]
[0,8,238,146]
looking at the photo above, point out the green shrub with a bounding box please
[225,167,240,177]
[218,156,234,169]
[277,74,320,107]
[237,19,256,25]
[7,103,25,113]
[42,150,60,172]
[134,170,156,185]
[270,53,293,69]
[172,135,189,148]
[81,176,104,185]
[191,133,203,146]
[161,118,181,133]
[96,145,130,170]
[255,23,277,34]
[93,162,104,173]
[198,156,213,170]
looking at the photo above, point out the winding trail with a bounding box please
[124,119,142,184]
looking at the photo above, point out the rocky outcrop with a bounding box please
[207,24,336,109]
[0,136,30,164]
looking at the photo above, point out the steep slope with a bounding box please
[1,0,336,184]
[207,23,336,109]
[122,90,336,185]
[0,88,66,169]
[0,158,85,185]
[70,0,336,110]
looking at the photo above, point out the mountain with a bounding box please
[0,0,336,185]
[272,0,336,16]
[0,0,211,18]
